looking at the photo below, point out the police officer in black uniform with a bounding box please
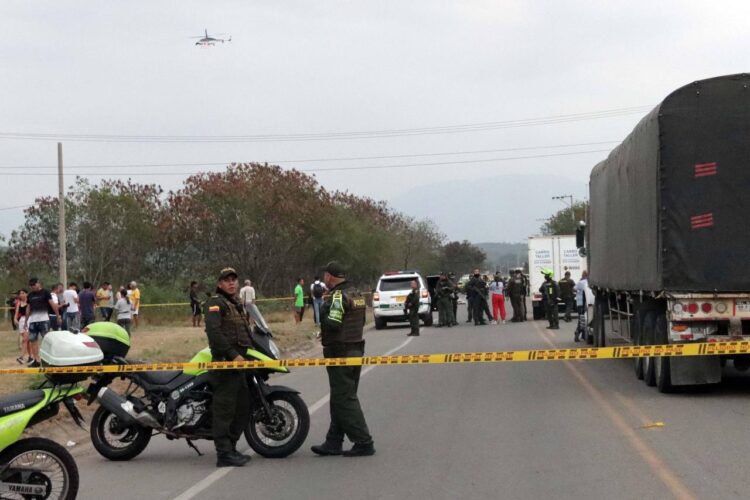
[311,261,375,457]
[540,269,560,330]
[204,267,253,467]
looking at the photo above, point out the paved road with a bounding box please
[75,308,750,500]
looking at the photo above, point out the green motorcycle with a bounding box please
[0,386,85,500]
[0,329,103,500]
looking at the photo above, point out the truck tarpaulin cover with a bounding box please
[589,74,750,292]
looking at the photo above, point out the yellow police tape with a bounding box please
[2,341,750,376]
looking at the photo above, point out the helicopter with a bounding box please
[191,29,231,46]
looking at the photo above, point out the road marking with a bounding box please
[535,325,695,500]
[173,336,414,500]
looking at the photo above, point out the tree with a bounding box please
[7,178,163,286]
[540,201,588,236]
[439,240,487,273]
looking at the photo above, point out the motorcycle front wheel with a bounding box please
[244,392,310,458]
[90,406,152,461]
[0,437,78,500]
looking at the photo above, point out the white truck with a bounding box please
[528,235,588,320]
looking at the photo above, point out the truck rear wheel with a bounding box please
[641,311,657,387]
[654,313,674,393]
[374,317,386,330]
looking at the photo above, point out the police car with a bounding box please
[372,271,433,329]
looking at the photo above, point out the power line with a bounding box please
[0,140,619,170]
[0,106,651,143]
[0,148,611,176]
[0,204,32,212]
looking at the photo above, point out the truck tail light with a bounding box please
[715,302,728,314]
[672,302,684,313]
[680,333,694,340]
[533,293,542,300]
[373,292,380,302]
[671,324,689,332]
[686,303,699,314]
[701,302,713,314]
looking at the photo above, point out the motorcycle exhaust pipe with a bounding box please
[97,387,159,428]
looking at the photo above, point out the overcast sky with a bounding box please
[2,1,748,242]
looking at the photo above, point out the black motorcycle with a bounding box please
[84,304,310,461]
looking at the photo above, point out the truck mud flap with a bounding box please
[670,355,722,386]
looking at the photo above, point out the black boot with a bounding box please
[217,451,249,467]
[311,441,343,456]
[343,441,376,457]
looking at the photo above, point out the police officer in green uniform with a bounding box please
[539,268,560,330]
[204,267,253,467]
[311,261,375,457]
[435,273,455,327]
[404,279,421,336]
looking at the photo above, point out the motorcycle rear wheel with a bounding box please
[244,392,310,458]
[0,437,78,500]
[90,406,152,461]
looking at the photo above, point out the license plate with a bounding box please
[736,301,750,312]
[395,296,407,303]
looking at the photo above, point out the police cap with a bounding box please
[323,261,347,278]
[218,267,238,280]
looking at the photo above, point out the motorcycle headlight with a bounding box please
[268,339,281,359]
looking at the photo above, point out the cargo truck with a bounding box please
[577,73,750,392]
[528,235,587,320]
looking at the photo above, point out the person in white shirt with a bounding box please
[115,287,133,335]
[49,283,62,331]
[309,276,328,325]
[488,274,507,324]
[574,271,591,342]
[62,283,80,332]
[239,280,256,316]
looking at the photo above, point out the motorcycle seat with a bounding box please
[137,371,184,386]
[0,390,45,417]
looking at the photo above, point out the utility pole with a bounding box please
[552,194,575,222]
[57,143,67,286]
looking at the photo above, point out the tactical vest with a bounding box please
[322,284,366,345]
[216,294,253,348]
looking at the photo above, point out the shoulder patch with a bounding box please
[208,305,220,312]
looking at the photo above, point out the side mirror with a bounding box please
[575,222,586,249]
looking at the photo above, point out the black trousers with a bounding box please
[563,298,575,321]
[210,370,250,454]
[408,310,420,335]
[473,297,492,324]
[324,343,373,445]
[510,295,522,321]
[546,302,560,328]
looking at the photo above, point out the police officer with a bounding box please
[507,269,525,322]
[449,273,459,326]
[435,273,455,327]
[204,267,253,467]
[540,269,560,330]
[404,279,420,336]
[311,261,375,457]
[467,269,489,325]
[558,271,576,322]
